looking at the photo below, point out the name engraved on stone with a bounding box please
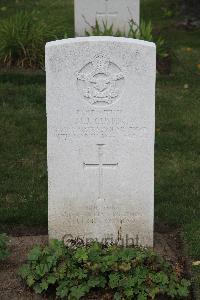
[77,54,125,106]
[56,108,148,139]
[83,144,118,199]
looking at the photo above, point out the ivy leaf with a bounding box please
[56,281,70,298]
[178,285,189,297]
[109,273,121,288]
[74,248,88,262]
[153,272,169,285]
[35,263,49,277]
[87,276,106,288]
[47,274,57,284]
[124,288,134,297]
[167,285,178,297]
[70,285,89,299]
[57,262,67,279]
[98,275,106,288]
[42,246,50,255]
[50,239,66,258]
[118,262,132,272]
[177,280,191,297]
[114,292,122,300]
[40,279,49,291]
[19,264,30,279]
[148,287,160,298]
[27,247,42,262]
[27,275,35,287]
[181,278,191,287]
[137,292,148,300]
[47,255,58,267]
[34,283,43,294]
[119,248,137,262]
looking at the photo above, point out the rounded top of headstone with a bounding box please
[45,36,156,49]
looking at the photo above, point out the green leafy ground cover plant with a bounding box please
[0,233,10,261]
[19,240,190,299]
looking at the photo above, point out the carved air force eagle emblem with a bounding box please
[77,54,125,106]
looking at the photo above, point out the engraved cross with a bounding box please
[83,144,118,199]
[96,0,118,21]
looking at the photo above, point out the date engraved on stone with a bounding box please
[77,54,125,106]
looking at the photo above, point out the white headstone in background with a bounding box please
[46,37,156,247]
[74,0,140,37]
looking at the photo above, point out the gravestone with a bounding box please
[74,0,140,37]
[46,36,156,247]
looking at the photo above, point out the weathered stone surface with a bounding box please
[74,0,140,36]
[46,36,156,247]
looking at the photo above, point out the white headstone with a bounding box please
[46,36,156,247]
[74,0,140,37]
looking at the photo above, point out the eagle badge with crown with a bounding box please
[77,54,125,106]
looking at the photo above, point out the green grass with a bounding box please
[0,71,47,226]
[0,0,74,38]
[0,0,200,294]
